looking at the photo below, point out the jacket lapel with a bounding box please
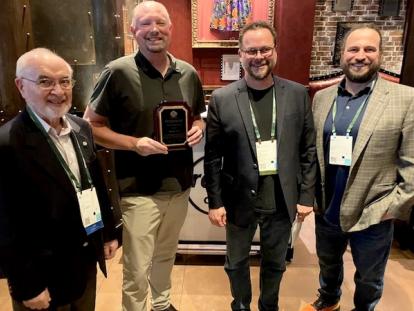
[235,79,257,158]
[22,112,76,197]
[66,115,96,190]
[350,77,389,171]
[315,87,337,183]
[314,78,389,182]
[66,116,90,159]
[273,76,286,148]
[22,111,86,195]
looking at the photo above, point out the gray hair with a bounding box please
[16,48,73,77]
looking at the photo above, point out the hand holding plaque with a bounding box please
[153,101,193,150]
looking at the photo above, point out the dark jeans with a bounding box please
[12,263,97,311]
[225,209,291,311]
[315,215,393,311]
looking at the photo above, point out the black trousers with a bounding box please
[225,208,291,311]
[12,263,97,311]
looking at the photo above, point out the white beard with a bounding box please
[28,101,71,126]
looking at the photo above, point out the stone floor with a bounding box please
[1,216,414,311]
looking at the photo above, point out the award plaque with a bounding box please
[154,101,193,150]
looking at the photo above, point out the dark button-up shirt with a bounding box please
[323,78,374,225]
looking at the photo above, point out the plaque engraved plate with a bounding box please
[154,101,193,150]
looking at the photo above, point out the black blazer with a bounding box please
[0,109,117,305]
[204,76,316,227]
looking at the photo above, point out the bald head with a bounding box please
[131,1,171,29]
[129,1,172,57]
[16,48,72,78]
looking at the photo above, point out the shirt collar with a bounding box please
[30,108,72,136]
[338,74,378,97]
[135,51,179,79]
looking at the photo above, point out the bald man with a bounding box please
[0,48,118,311]
[84,2,205,311]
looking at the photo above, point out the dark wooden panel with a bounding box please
[0,0,31,127]
[30,0,96,65]
[379,0,401,17]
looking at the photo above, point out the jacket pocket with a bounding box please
[220,171,234,186]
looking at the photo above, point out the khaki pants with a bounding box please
[121,185,189,311]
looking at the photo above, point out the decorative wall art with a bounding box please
[191,0,275,48]
[221,54,242,80]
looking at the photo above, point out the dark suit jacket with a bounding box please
[0,109,117,305]
[204,76,316,226]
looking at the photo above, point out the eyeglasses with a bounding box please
[20,77,76,90]
[241,46,275,58]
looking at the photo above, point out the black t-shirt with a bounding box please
[247,85,280,214]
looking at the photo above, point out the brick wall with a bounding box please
[310,0,407,77]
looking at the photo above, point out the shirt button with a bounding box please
[83,242,89,247]
[253,163,258,169]
[251,189,256,196]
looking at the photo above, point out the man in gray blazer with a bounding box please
[204,21,316,311]
[303,25,414,311]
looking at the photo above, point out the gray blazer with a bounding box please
[204,76,316,227]
[313,77,414,232]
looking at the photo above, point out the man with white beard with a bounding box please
[0,48,118,311]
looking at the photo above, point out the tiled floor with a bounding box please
[1,217,414,311]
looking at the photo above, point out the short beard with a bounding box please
[341,61,380,83]
[144,34,168,53]
[147,46,165,53]
[245,61,272,81]
[43,104,71,121]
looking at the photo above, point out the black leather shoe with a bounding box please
[301,296,340,311]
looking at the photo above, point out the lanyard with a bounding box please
[27,107,93,191]
[331,79,377,137]
[249,88,276,143]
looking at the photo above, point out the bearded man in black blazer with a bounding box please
[0,48,118,311]
[204,21,316,311]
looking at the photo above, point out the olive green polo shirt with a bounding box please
[89,51,205,195]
